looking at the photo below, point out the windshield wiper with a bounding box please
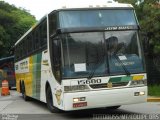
[87,54,105,80]
[107,37,130,76]
[113,54,131,76]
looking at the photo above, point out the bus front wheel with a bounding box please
[46,87,61,113]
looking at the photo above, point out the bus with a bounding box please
[0,56,16,89]
[14,0,147,112]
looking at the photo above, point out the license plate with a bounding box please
[73,102,87,108]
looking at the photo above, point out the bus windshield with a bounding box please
[61,31,145,79]
[59,9,137,28]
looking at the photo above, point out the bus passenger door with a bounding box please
[41,50,50,102]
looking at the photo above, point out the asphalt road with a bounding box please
[0,90,160,120]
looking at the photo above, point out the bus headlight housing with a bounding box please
[64,85,89,92]
[134,91,145,96]
[130,79,147,86]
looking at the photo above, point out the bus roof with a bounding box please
[15,0,133,46]
[51,0,133,9]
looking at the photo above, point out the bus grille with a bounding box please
[89,82,128,89]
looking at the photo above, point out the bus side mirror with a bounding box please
[56,28,62,35]
[50,28,62,38]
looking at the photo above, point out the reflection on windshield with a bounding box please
[61,32,107,78]
[60,31,145,79]
[105,31,144,75]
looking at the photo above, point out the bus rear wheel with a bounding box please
[46,87,61,113]
[21,82,30,101]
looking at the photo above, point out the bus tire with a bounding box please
[20,81,22,93]
[21,82,30,101]
[106,105,121,110]
[46,87,61,113]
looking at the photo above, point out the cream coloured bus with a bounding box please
[14,0,147,112]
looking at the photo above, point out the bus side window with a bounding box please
[40,20,47,48]
[28,33,33,54]
[49,12,57,35]
[52,39,61,82]
[34,29,40,50]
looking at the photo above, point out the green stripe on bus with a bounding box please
[109,76,132,83]
[121,76,132,82]
[32,53,42,99]
[36,53,42,99]
[109,77,121,83]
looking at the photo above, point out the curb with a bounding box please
[147,97,160,102]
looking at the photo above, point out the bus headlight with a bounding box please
[130,79,147,86]
[64,85,89,92]
[73,97,86,102]
[134,91,145,96]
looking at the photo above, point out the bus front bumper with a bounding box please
[63,86,147,111]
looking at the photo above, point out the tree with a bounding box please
[118,0,160,55]
[117,0,160,85]
[0,1,36,57]
[137,1,160,54]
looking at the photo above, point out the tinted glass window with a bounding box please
[59,31,145,79]
[61,32,106,78]
[40,20,47,47]
[59,9,137,28]
[49,13,57,35]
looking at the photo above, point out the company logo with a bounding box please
[105,26,134,31]
[55,89,62,105]
[107,82,113,88]
[78,79,101,85]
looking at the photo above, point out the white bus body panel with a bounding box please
[63,86,147,111]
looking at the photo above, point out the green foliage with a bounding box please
[117,0,136,5]
[118,0,160,55]
[148,85,160,96]
[0,1,36,57]
[137,2,160,54]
